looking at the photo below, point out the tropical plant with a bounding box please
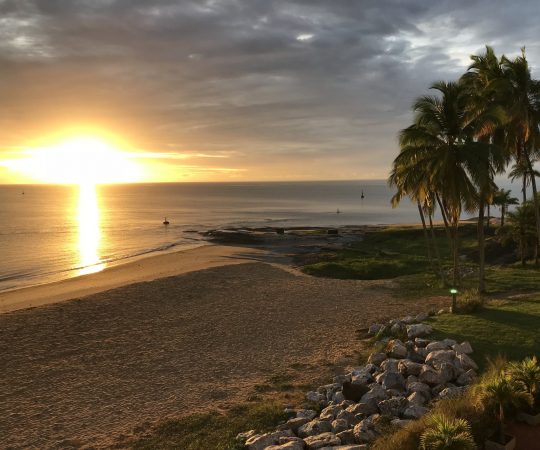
[476,374,532,443]
[501,200,538,264]
[492,189,519,228]
[392,80,503,300]
[420,414,476,450]
[507,356,540,401]
[499,49,540,262]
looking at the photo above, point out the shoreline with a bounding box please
[0,244,264,314]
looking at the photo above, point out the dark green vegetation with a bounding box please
[389,46,540,294]
[133,401,291,450]
[430,295,540,371]
[302,225,540,298]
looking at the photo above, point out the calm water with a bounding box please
[0,180,516,292]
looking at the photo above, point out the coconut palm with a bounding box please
[420,414,476,450]
[395,80,503,297]
[499,49,540,262]
[461,46,509,291]
[502,200,538,264]
[492,189,519,228]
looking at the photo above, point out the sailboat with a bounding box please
[163,217,170,225]
[336,208,341,214]
[361,190,365,199]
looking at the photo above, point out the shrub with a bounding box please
[420,414,475,450]
[456,289,484,313]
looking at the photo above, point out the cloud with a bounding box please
[0,0,539,181]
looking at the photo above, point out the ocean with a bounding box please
[0,180,516,292]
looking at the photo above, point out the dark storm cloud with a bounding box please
[1,0,540,180]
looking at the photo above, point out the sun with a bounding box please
[5,135,144,185]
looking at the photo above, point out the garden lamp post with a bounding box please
[450,288,458,313]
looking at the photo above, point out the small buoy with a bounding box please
[163,217,170,225]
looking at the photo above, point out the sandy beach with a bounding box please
[0,244,446,449]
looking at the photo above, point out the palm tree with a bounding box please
[395,81,503,295]
[420,414,476,450]
[502,201,538,264]
[477,375,532,444]
[461,46,509,292]
[499,49,540,263]
[507,356,540,399]
[492,189,519,227]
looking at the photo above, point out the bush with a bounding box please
[456,289,484,314]
[420,414,475,450]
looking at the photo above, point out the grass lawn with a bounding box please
[429,294,540,371]
[302,224,540,298]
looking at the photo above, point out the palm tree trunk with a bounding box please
[417,200,434,272]
[478,197,486,293]
[435,193,453,255]
[428,212,445,284]
[501,204,505,228]
[451,216,460,300]
[524,151,540,266]
[523,175,528,203]
[486,204,491,231]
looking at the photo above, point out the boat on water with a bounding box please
[163,217,170,225]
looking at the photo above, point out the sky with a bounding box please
[1,0,540,183]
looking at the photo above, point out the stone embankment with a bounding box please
[237,313,478,450]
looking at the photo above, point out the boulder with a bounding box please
[367,352,387,366]
[414,338,431,348]
[236,430,257,442]
[297,420,333,438]
[352,421,376,444]
[304,432,341,449]
[391,418,413,428]
[425,341,451,352]
[378,397,408,417]
[245,430,294,450]
[407,381,432,400]
[407,391,427,405]
[425,350,456,366]
[457,353,478,371]
[419,366,446,386]
[334,374,352,385]
[452,341,473,355]
[415,313,429,322]
[342,381,370,402]
[337,408,358,424]
[306,391,326,403]
[351,369,373,386]
[380,359,399,373]
[360,384,389,403]
[442,338,457,347]
[406,324,433,339]
[439,386,464,399]
[332,418,349,434]
[286,417,311,433]
[335,429,356,445]
[398,360,423,377]
[456,371,473,386]
[297,409,318,420]
[388,340,408,359]
[266,441,305,450]
[368,324,384,335]
[403,404,429,420]
[375,371,405,391]
[401,315,417,324]
[346,400,378,417]
[320,405,343,421]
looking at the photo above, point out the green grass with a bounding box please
[428,294,540,371]
[301,224,540,299]
[133,400,291,450]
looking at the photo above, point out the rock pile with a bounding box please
[237,314,478,450]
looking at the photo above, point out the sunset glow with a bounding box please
[77,182,105,275]
[2,136,144,185]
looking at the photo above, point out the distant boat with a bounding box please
[21,191,25,195]
[163,217,170,225]
[336,208,341,214]
[361,190,365,199]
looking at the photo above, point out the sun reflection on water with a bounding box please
[77,183,105,275]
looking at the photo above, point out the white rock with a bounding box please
[425,350,456,365]
[425,341,451,352]
[266,441,305,450]
[304,432,341,449]
[297,420,333,438]
[375,371,405,391]
[457,353,478,371]
[406,323,433,339]
[401,315,416,324]
[306,391,326,403]
[388,340,408,359]
[380,358,399,373]
[367,352,387,366]
[245,429,294,450]
[297,409,318,420]
[398,360,423,377]
[407,391,426,405]
[403,404,429,420]
[452,341,473,354]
